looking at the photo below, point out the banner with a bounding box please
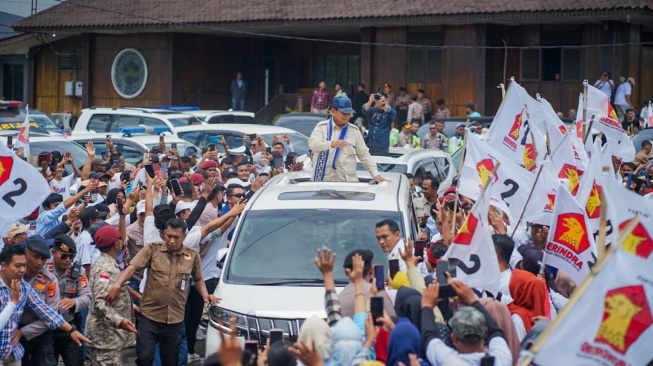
[548,132,584,196]
[521,161,559,227]
[604,178,653,257]
[543,187,598,285]
[534,248,653,366]
[443,183,500,295]
[15,106,30,159]
[0,142,50,235]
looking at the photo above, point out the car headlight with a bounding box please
[208,307,248,338]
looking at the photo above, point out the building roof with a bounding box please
[12,0,653,31]
[0,11,23,40]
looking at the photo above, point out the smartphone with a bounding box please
[170,178,182,196]
[106,134,111,141]
[389,259,400,280]
[7,135,13,146]
[120,171,130,183]
[273,157,283,170]
[160,163,168,176]
[374,265,384,290]
[143,150,150,164]
[138,182,144,190]
[627,173,633,188]
[113,160,120,169]
[266,146,272,154]
[159,135,164,143]
[269,329,283,345]
[284,155,295,169]
[117,198,124,215]
[414,240,426,263]
[37,152,51,166]
[144,164,155,178]
[65,152,72,159]
[437,259,456,298]
[153,163,161,172]
[244,341,258,364]
[371,297,384,326]
[248,133,257,140]
[171,142,177,150]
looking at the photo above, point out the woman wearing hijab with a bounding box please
[298,316,332,364]
[480,298,520,365]
[386,318,428,366]
[106,188,126,218]
[507,269,550,342]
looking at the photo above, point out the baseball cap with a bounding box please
[136,200,146,215]
[517,245,543,276]
[343,249,374,269]
[26,236,51,259]
[332,96,355,114]
[79,207,108,223]
[94,226,121,249]
[175,201,196,215]
[224,167,238,178]
[184,147,198,157]
[91,172,111,181]
[158,154,169,161]
[53,234,77,254]
[449,306,486,341]
[7,223,29,238]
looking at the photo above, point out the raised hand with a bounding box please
[314,248,335,275]
[85,141,95,157]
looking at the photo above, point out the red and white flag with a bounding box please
[14,105,30,159]
[543,186,598,285]
[443,183,500,295]
[521,161,559,227]
[534,247,653,366]
[549,132,584,196]
[486,80,547,173]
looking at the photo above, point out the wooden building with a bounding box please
[6,0,653,122]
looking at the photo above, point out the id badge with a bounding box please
[180,275,186,291]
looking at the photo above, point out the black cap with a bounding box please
[26,236,51,259]
[151,147,162,154]
[343,249,374,269]
[53,234,77,254]
[517,245,543,276]
[224,167,237,177]
[79,207,108,223]
[91,172,111,181]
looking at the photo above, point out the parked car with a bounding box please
[72,107,204,134]
[357,147,456,195]
[205,171,415,353]
[633,127,653,155]
[0,101,52,135]
[174,124,310,156]
[67,130,199,166]
[182,110,256,125]
[0,131,88,174]
[274,113,328,138]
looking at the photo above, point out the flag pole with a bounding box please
[451,119,470,238]
[597,167,610,259]
[582,115,595,145]
[581,80,588,129]
[518,217,640,366]
[499,83,505,100]
[510,164,544,238]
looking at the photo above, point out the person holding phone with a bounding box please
[49,152,81,200]
[309,96,387,183]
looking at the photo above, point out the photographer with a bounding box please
[363,88,397,148]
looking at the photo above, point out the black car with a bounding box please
[274,113,328,137]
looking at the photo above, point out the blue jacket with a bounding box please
[364,106,396,148]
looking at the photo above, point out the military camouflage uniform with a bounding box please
[86,252,135,365]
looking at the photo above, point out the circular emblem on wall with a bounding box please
[111,48,148,99]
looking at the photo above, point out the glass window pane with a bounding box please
[118,116,142,128]
[140,117,166,127]
[325,55,337,87]
[562,49,581,80]
[521,49,541,81]
[426,50,443,81]
[87,114,114,133]
[407,49,424,83]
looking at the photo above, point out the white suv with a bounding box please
[72,107,203,134]
[205,171,418,354]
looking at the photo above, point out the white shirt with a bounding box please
[426,337,513,366]
[498,269,513,305]
[75,230,98,266]
[108,172,122,190]
[387,239,407,273]
[511,314,527,342]
[614,82,632,106]
[143,215,213,251]
[593,79,613,98]
[49,174,76,200]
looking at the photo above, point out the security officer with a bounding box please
[17,236,60,366]
[47,234,90,366]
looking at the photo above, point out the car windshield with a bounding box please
[28,139,88,174]
[356,162,407,173]
[30,114,59,131]
[168,118,193,127]
[226,209,402,284]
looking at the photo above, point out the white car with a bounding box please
[174,124,310,156]
[181,110,256,125]
[71,107,204,135]
[205,171,417,353]
[0,131,88,174]
[357,147,456,195]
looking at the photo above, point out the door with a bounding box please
[262,57,295,104]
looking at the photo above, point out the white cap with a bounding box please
[175,200,196,215]
[225,177,250,188]
[158,154,168,161]
[136,200,146,215]
[227,145,246,156]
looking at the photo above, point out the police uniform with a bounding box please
[19,237,60,366]
[86,229,135,365]
[48,235,91,366]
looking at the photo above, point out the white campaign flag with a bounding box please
[458,133,535,220]
[14,106,30,159]
[443,183,501,295]
[521,161,559,227]
[543,186,598,285]
[534,247,653,366]
[548,132,584,196]
[486,80,547,173]
[647,101,653,128]
[0,142,50,235]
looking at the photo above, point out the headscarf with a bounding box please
[391,271,410,289]
[106,188,123,206]
[331,317,363,366]
[387,318,421,366]
[480,298,520,365]
[507,269,549,333]
[394,287,422,330]
[298,315,332,361]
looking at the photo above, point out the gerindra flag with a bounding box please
[14,106,30,159]
[544,187,597,285]
[443,184,500,295]
[534,248,653,366]
[0,141,50,236]
[486,80,546,173]
[521,161,559,227]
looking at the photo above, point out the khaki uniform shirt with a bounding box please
[126,221,145,281]
[19,268,60,341]
[87,252,135,350]
[47,260,91,323]
[309,120,380,182]
[129,242,203,324]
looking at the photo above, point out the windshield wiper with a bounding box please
[250,279,349,286]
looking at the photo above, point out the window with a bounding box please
[208,115,256,125]
[521,49,541,81]
[2,64,23,101]
[407,32,444,82]
[117,116,141,129]
[116,143,144,165]
[87,114,115,132]
[520,31,582,81]
[141,117,167,128]
[177,131,203,147]
[312,55,360,92]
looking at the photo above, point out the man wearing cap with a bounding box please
[86,226,137,365]
[397,122,412,148]
[36,182,96,238]
[448,124,465,154]
[16,237,62,365]
[309,96,386,183]
[200,160,220,179]
[3,224,29,248]
[74,206,109,275]
[47,235,90,366]
[421,279,512,366]
[363,91,396,148]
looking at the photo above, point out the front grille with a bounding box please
[209,310,305,347]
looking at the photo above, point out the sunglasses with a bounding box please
[60,253,75,260]
[230,193,244,198]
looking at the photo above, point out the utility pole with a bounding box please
[31,0,38,15]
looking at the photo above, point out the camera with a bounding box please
[374,86,382,101]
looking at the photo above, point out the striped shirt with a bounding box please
[0,278,65,360]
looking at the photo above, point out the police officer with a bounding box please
[17,236,60,366]
[47,234,90,366]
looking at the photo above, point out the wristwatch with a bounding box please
[68,325,78,335]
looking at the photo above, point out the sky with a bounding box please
[1,0,59,18]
